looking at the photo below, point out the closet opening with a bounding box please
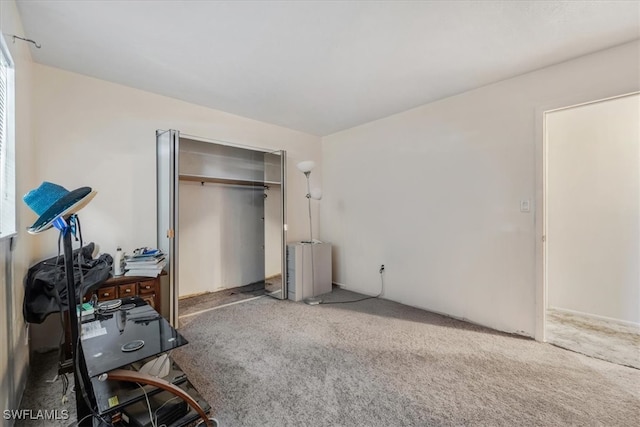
[157,130,286,327]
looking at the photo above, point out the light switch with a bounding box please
[520,199,530,213]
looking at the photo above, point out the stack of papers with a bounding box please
[124,248,166,277]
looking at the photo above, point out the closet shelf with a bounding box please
[179,174,280,188]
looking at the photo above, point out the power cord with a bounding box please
[141,382,215,427]
[133,353,176,427]
[137,383,156,427]
[320,265,385,305]
[195,417,220,427]
[154,395,179,427]
[73,414,95,426]
[61,372,69,403]
[71,410,111,427]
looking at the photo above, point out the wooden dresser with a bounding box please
[84,273,163,311]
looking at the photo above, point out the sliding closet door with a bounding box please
[264,151,287,299]
[156,129,180,326]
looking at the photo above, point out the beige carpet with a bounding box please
[546,308,640,369]
[173,289,640,427]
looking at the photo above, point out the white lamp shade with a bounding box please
[297,160,315,173]
[310,188,322,200]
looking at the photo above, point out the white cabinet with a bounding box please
[287,242,332,301]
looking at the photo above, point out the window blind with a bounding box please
[0,35,15,239]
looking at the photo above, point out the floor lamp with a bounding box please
[296,161,323,305]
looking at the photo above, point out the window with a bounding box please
[0,34,15,239]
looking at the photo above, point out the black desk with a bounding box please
[78,297,211,425]
[81,297,187,377]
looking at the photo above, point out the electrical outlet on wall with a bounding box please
[520,199,531,213]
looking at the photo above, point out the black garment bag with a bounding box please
[23,242,112,324]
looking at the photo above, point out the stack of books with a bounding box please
[124,248,166,277]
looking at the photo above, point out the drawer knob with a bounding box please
[103,293,110,297]
[125,289,131,293]
[145,285,150,289]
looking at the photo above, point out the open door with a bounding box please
[156,129,180,326]
[263,150,287,299]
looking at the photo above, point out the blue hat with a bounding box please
[23,182,96,234]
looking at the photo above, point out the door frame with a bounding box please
[534,91,639,342]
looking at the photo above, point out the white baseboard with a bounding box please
[331,282,380,297]
[548,306,640,329]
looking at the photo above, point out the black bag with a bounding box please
[23,242,113,324]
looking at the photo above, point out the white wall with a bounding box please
[0,0,35,414]
[27,63,320,347]
[30,64,321,262]
[179,182,265,297]
[547,94,639,323]
[321,41,640,337]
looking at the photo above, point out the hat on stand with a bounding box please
[23,182,96,234]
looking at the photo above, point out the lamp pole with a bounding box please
[303,171,321,305]
[296,160,322,305]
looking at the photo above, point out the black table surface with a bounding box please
[80,297,188,378]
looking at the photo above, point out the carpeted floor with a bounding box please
[18,290,640,426]
[17,350,76,427]
[171,289,640,427]
[546,308,640,369]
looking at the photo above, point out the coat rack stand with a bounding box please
[61,217,92,423]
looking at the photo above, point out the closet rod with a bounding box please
[179,174,278,189]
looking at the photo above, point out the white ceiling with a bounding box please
[14,0,640,136]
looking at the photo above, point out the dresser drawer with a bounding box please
[118,283,136,297]
[97,286,116,301]
[138,280,157,309]
[138,280,157,294]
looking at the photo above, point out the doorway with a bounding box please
[542,93,639,368]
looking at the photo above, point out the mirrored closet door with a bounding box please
[263,151,286,298]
